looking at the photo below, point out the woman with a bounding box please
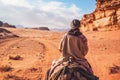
[46,19,98,80]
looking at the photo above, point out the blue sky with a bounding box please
[28,0,96,14]
[0,0,96,29]
[54,0,96,13]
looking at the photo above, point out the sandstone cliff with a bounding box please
[80,0,120,31]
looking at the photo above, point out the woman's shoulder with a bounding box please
[78,34,87,42]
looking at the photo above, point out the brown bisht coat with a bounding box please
[46,33,96,80]
[59,33,88,60]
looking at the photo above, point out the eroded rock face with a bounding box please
[80,0,120,31]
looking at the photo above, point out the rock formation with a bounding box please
[0,21,3,27]
[2,23,16,28]
[0,28,18,39]
[80,0,120,31]
[32,27,50,31]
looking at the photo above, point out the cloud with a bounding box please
[0,0,32,8]
[0,0,83,29]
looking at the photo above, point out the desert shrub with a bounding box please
[93,27,98,31]
[29,68,38,72]
[9,55,23,60]
[4,74,26,80]
[109,65,120,74]
[0,65,13,72]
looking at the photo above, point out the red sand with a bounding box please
[0,28,120,80]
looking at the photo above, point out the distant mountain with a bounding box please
[51,28,69,32]
[32,27,50,31]
[16,25,24,28]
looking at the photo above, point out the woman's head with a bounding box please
[70,19,80,29]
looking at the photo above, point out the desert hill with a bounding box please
[0,28,120,80]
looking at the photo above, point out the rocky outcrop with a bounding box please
[0,28,19,39]
[0,21,3,27]
[32,27,50,31]
[0,21,16,28]
[2,23,16,28]
[80,0,120,31]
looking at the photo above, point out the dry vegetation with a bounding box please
[0,65,13,72]
[4,74,27,80]
[109,65,120,74]
[9,55,23,60]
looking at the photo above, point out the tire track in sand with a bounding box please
[0,38,26,57]
[0,37,44,68]
[34,38,60,80]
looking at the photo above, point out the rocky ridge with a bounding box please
[0,21,16,28]
[32,27,50,31]
[80,0,120,31]
[0,28,18,39]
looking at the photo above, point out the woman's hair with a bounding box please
[70,19,80,29]
[68,28,82,36]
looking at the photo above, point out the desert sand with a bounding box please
[0,28,120,80]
